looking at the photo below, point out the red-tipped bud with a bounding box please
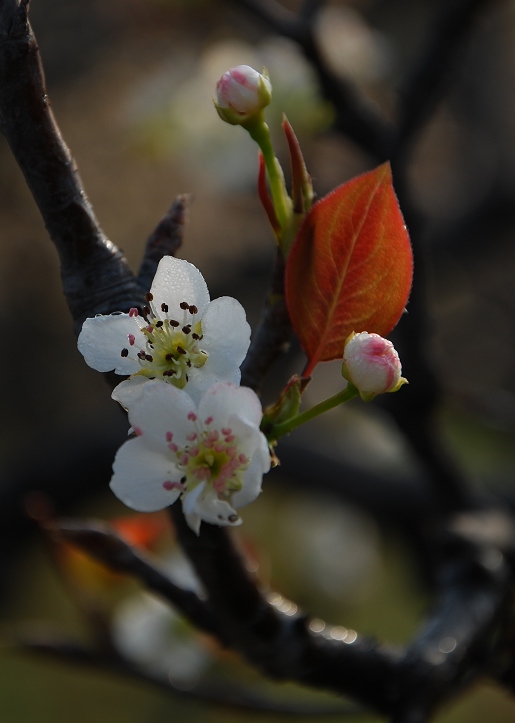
[215,65,272,125]
[341,332,407,402]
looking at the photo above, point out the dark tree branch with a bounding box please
[171,504,512,716]
[137,194,191,291]
[171,505,403,713]
[55,519,224,641]
[20,632,356,716]
[0,0,145,331]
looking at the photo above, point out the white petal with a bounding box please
[232,450,267,509]
[185,351,241,404]
[186,484,241,528]
[231,416,271,471]
[112,376,149,409]
[184,511,202,535]
[150,257,210,321]
[110,438,181,512]
[77,315,139,375]
[128,381,196,451]
[198,382,263,429]
[201,297,251,367]
[182,482,205,535]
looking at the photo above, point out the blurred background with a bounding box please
[1,0,515,720]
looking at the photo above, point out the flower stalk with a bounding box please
[264,383,359,441]
[244,115,292,235]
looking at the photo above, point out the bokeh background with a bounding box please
[1,0,515,720]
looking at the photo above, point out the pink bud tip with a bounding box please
[216,65,271,118]
[342,332,405,398]
[187,412,197,421]
[129,308,139,317]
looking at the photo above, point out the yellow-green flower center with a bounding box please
[121,299,209,390]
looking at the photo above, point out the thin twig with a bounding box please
[137,194,192,291]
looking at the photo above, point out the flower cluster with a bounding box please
[77,66,408,536]
[79,255,270,534]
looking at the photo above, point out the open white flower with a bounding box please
[110,381,270,534]
[77,256,251,404]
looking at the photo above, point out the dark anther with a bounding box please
[170,320,180,327]
[181,476,186,483]
[163,370,176,377]
[165,353,174,361]
[143,305,151,317]
[186,374,189,382]
[186,360,192,367]
[177,346,187,355]
[145,292,154,302]
[137,351,146,359]
[182,325,191,334]
[180,301,189,310]
[189,305,198,314]
[121,348,129,357]
[161,303,168,313]
[155,320,163,328]
[192,333,199,340]
[228,514,239,523]
[145,354,154,362]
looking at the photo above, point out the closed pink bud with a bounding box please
[342,332,407,401]
[215,65,272,125]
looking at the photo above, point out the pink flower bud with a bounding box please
[341,332,407,402]
[215,65,272,125]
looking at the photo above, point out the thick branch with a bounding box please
[171,506,404,713]
[0,0,144,330]
[171,505,512,717]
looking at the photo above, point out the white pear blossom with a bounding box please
[77,256,251,405]
[110,381,270,534]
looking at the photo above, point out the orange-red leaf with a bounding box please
[285,163,413,375]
